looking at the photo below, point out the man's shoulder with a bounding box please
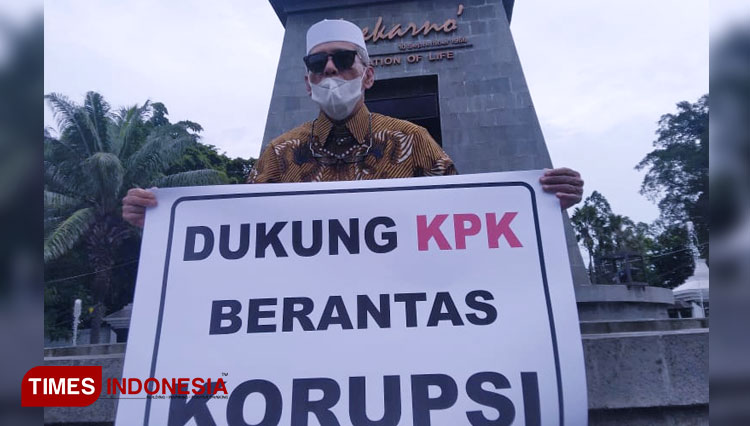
[372,112,429,137]
[268,121,312,147]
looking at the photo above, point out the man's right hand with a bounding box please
[122,188,157,228]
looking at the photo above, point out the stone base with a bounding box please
[576,284,675,321]
[590,405,708,426]
[584,329,708,422]
[44,344,125,425]
[580,318,708,334]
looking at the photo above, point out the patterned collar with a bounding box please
[312,104,371,147]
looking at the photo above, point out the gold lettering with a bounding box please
[363,4,463,44]
[376,24,387,42]
[364,17,383,42]
[415,21,441,36]
[400,23,419,38]
[386,24,402,39]
[427,51,455,62]
[371,55,403,67]
[374,17,386,42]
[443,19,457,32]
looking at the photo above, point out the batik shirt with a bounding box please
[247,105,457,183]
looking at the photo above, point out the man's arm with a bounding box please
[412,127,458,176]
[247,144,282,184]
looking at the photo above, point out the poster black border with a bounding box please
[141,181,564,425]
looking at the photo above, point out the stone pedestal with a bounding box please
[576,284,674,321]
[583,328,708,425]
[43,344,126,425]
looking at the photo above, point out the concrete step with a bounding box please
[580,318,708,334]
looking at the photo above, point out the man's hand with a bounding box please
[122,188,157,228]
[539,167,584,210]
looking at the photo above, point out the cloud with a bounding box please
[44,0,284,158]
[512,0,708,222]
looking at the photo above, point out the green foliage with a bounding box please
[44,237,140,342]
[167,143,256,184]
[43,92,231,341]
[44,207,95,262]
[572,191,695,288]
[152,170,227,188]
[44,249,94,342]
[223,156,257,184]
[636,95,709,258]
[572,95,709,288]
[650,223,696,289]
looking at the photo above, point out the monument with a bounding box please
[263,0,590,286]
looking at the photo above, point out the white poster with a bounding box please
[116,171,587,426]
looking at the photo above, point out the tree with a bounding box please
[636,95,709,258]
[167,142,256,184]
[44,92,225,343]
[570,192,642,281]
[649,222,695,289]
[571,191,694,288]
[570,191,610,281]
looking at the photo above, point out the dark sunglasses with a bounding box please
[303,50,358,74]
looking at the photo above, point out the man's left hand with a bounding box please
[539,167,584,210]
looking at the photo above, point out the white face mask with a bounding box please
[310,75,363,121]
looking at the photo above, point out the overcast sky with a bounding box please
[44,0,718,225]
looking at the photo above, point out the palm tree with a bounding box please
[571,191,614,282]
[571,204,598,282]
[44,92,224,343]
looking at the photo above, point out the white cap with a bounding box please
[306,19,367,55]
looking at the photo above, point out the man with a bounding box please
[122,19,584,227]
